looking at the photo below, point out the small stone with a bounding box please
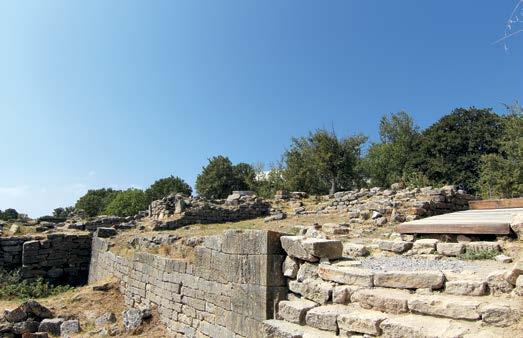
[95,312,117,327]
[495,254,512,263]
[123,308,144,332]
[282,256,299,279]
[343,243,369,257]
[514,275,523,296]
[456,235,471,243]
[93,283,113,292]
[504,260,523,285]
[96,227,117,238]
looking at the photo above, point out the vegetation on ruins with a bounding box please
[282,130,367,195]
[145,175,193,202]
[195,156,256,199]
[0,269,72,300]
[103,188,149,217]
[52,206,75,219]
[459,248,501,261]
[0,208,19,221]
[75,188,120,217]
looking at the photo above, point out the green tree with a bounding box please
[360,111,420,187]
[75,188,120,217]
[195,156,257,199]
[52,207,74,219]
[252,164,286,198]
[283,129,367,195]
[0,208,18,221]
[145,176,192,203]
[417,107,503,193]
[104,188,149,217]
[478,102,523,198]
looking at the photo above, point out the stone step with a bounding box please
[278,299,317,325]
[379,314,478,338]
[263,319,338,338]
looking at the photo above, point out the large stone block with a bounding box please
[504,260,523,285]
[278,299,317,324]
[376,240,412,253]
[337,309,388,335]
[317,265,374,287]
[436,243,465,256]
[305,305,351,331]
[444,280,487,296]
[479,304,521,327]
[412,239,439,254]
[380,314,472,338]
[281,236,318,262]
[351,288,410,314]
[374,270,445,289]
[408,296,481,320]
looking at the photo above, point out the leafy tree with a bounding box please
[417,107,503,193]
[104,188,149,217]
[0,208,18,221]
[52,207,74,219]
[283,129,367,195]
[360,111,420,187]
[145,176,192,203]
[195,156,257,199]
[478,102,523,198]
[252,164,286,198]
[75,188,120,217]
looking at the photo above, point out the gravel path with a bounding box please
[360,256,478,272]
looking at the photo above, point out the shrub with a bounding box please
[145,176,192,203]
[104,188,149,217]
[459,248,500,260]
[0,269,72,300]
[75,188,120,217]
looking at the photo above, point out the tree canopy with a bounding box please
[145,176,192,203]
[104,188,149,217]
[75,188,120,217]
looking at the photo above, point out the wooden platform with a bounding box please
[396,208,522,235]
[469,198,523,210]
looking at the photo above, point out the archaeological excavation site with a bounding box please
[0,187,521,338]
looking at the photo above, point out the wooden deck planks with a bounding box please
[396,207,520,235]
[469,198,523,210]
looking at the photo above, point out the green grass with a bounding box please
[459,248,500,260]
[0,269,73,300]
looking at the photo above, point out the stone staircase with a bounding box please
[263,235,522,338]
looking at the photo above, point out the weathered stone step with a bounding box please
[380,314,478,338]
[263,319,338,338]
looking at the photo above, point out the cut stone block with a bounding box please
[263,319,338,338]
[351,288,410,314]
[283,257,299,279]
[504,260,523,285]
[444,280,487,296]
[337,309,388,335]
[281,236,318,262]
[412,239,439,254]
[301,239,343,260]
[408,295,481,320]
[466,241,500,252]
[305,304,351,331]
[297,262,318,282]
[436,243,465,256]
[321,223,350,235]
[374,270,445,289]
[487,270,514,294]
[278,299,317,325]
[514,275,523,296]
[495,254,512,263]
[343,243,369,257]
[317,265,374,287]
[479,304,521,327]
[376,240,413,253]
[300,278,333,304]
[380,314,473,338]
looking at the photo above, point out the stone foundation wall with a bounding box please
[150,195,270,230]
[88,230,287,338]
[0,234,92,285]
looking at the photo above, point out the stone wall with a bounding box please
[88,230,287,338]
[150,194,270,230]
[291,186,475,226]
[0,233,92,285]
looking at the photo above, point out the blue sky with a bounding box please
[0,1,521,217]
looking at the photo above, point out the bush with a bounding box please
[459,249,500,260]
[104,188,149,217]
[75,188,120,217]
[0,269,72,300]
[145,176,192,203]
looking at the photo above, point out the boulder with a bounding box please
[278,299,317,325]
[95,312,117,326]
[436,243,464,257]
[495,254,512,263]
[4,307,27,323]
[21,300,53,320]
[38,318,64,336]
[374,270,445,289]
[123,308,145,332]
[305,305,351,331]
[510,213,523,240]
[12,320,40,335]
[514,275,523,296]
[95,227,117,238]
[60,320,80,337]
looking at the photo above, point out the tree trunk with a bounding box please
[329,179,336,195]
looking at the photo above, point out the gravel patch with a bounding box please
[360,256,478,272]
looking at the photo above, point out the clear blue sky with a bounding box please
[0,1,521,217]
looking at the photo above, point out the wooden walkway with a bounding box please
[396,208,522,235]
